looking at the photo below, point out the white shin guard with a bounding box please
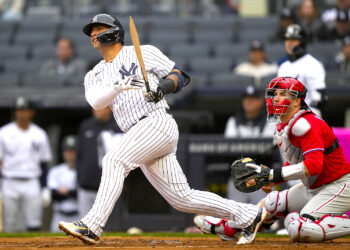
[285,213,350,242]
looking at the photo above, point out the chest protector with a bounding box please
[274,110,311,165]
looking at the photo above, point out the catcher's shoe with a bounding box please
[193,215,241,241]
[237,207,268,245]
[58,221,99,245]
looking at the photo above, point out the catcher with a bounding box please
[194,76,350,243]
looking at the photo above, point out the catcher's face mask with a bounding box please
[265,77,307,121]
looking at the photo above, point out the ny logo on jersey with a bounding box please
[119,63,138,79]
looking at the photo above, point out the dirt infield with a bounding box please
[0,236,350,250]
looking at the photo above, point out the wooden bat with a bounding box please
[129,16,150,92]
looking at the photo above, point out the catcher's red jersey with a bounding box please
[283,112,350,189]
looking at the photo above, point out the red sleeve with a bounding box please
[291,119,325,176]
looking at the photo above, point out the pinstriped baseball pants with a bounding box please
[81,109,260,236]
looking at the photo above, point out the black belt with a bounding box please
[324,139,339,156]
[58,210,79,216]
[3,176,33,181]
[139,109,172,122]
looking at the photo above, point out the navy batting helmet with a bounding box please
[82,14,124,45]
[284,24,308,61]
[284,24,307,46]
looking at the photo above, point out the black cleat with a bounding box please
[58,220,99,245]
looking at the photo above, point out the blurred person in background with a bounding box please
[327,35,350,72]
[224,85,277,205]
[320,9,350,41]
[40,38,87,77]
[0,0,24,20]
[296,0,323,42]
[76,107,122,218]
[215,0,240,15]
[0,97,52,232]
[233,40,278,85]
[278,24,327,117]
[224,85,274,139]
[270,7,298,43]
[47,135,79,232]
[321,0,350,30]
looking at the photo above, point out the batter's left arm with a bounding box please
[144,66,190,103]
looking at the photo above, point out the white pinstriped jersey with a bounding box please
[84,45,175,132]
[0,122,52,178]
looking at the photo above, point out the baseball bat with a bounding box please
[129,16,150,92]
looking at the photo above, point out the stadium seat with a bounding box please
[193,30,233,45]
[259,73,278,87]
[18,19,60,32]
[14,32,56,46]
[61,18,91,32]
[265,43,285,63]
[211,73,255,86]
[308,42,339,64]
[109,2,140,17]
[238,28,274,43]
[4,59,42,75]
[21,74,68,86]
[0,20,17,44]
[58,31,90,47]
[214,43,249,64]
[0,20,17,32]
[0,45,28,60]
[31,44,56,60]
[168,57,187,70]
[66,73,85,86]
[148,31,189,47]
[0,31,13,45]
[326,71,350,87]
[147,17,192,33]
[238,16,278,30]
[190,74,209,87]
[76,44,102,63]
[168,44,211,59]
[193,17,236,32]
[0,73,20,86]
[189,56,233,75]
[74,4,103,17]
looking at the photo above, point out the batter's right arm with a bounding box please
[86,75,143,109]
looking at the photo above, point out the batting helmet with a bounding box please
[265,77,308,119]
[284,24,307,44]
[82,14,124,45]
[284,24,308,61]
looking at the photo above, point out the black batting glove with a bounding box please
[143,87,164,103]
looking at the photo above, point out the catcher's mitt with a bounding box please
[231,157,270,193]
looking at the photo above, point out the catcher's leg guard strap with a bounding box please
[285,213,350,242]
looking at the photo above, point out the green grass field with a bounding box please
[0,231,291,238]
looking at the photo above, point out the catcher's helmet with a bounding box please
[265,77,308,119]
[83,14,124,45]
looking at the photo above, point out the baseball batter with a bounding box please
[195,77,350,243]
[58,13,266,245]
[0,97,52,232]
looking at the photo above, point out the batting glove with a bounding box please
[115,75,144,91]
[143,87,164,103]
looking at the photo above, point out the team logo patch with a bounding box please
[246,178,256,187]
[119,63,138,79]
